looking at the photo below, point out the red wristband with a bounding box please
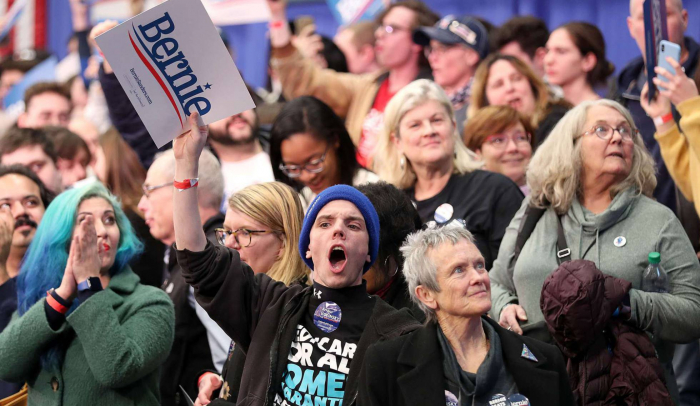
[654,112,674,126]
[46,292,68,314]
[173,178,199,192]
[268,20,284,29]
[198,372,219,387]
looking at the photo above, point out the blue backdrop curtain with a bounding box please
[47,0,700,91]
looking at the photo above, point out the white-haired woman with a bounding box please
[373,79,524,270]
[358,224,574,406]
[489,99,700,400]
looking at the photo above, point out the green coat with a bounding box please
[0,268,175,406]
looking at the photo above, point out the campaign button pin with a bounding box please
[434,203,454,224]
[507,393,531,406]
[445,390,458,406]
[521,344,538,362]
[313,301,342,333]
[489,393,508,406]
[614,236,626,247]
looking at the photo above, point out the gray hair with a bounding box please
[152,148,224,210]
[527,99,656,214]
[400,224,476,322]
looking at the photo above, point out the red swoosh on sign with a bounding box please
[128,30,184,128]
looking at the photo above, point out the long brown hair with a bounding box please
[99,128,146,213]
[469,54,552,128]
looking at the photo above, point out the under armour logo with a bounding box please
[314,289,322,299]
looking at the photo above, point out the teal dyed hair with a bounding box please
[16,182,142,368]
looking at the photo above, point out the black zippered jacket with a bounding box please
[176,242,420,406]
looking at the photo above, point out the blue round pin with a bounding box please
[507,393,531,406]
[489,393,508,406]
[313,301,342,333]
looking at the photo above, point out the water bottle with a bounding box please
[641,252,669,293]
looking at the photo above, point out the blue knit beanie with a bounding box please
[299,185,380,273]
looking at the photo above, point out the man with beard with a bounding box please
[0,164,53,398]
[207,109,275,205]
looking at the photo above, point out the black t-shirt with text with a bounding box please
[274,282,375,406]
[407,171,524,270]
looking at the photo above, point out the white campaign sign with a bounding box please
[95,0,255,147]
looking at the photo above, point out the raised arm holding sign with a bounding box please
[95,0,254,148]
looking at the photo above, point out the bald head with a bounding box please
[630,0,683,15]
[628,0,688,61]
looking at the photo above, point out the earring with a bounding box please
[384,256,399,277]
[400,155,406,171]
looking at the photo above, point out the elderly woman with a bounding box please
[0,183,175,405]
[463,105,534,194]
[469,54,570,147]
[489,99,700,401]
[374,79,523,270]
[358,223,574,406]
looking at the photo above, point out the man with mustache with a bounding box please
[0,164,53,398]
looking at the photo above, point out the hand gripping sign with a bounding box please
[95,0,255,147]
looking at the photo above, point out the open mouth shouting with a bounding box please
[328,245,347,273]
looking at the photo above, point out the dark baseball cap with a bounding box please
[413,15,489,60]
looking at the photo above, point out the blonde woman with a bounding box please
[196,182,309,405]
[469,54,570,147]
[489,99,700,402]
[373,79,523,270]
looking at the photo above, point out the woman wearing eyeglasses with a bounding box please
[463,106,534,194]
[374,79,524,271]
[196,181,310,405]
[489,99,700,403]
[270,96,379,208]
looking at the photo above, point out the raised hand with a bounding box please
[640,83,672,121]
[292,24,324,63]
[71,215,102,284]
[654,57,699,106]
[89,20,119,74]
[174,112,208,174]
[266,0,288,19]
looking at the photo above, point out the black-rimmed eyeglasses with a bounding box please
[278,148,329,178]
[214,228,280,248]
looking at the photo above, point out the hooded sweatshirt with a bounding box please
[489,189,700,401]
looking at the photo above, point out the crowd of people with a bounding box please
[0,0,699,405]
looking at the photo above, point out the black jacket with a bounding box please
[176,242,421,406]
[357,317,574,406]
[161,213,224,406]
[99,66,169,168]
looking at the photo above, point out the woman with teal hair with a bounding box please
[0,183,175,405]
